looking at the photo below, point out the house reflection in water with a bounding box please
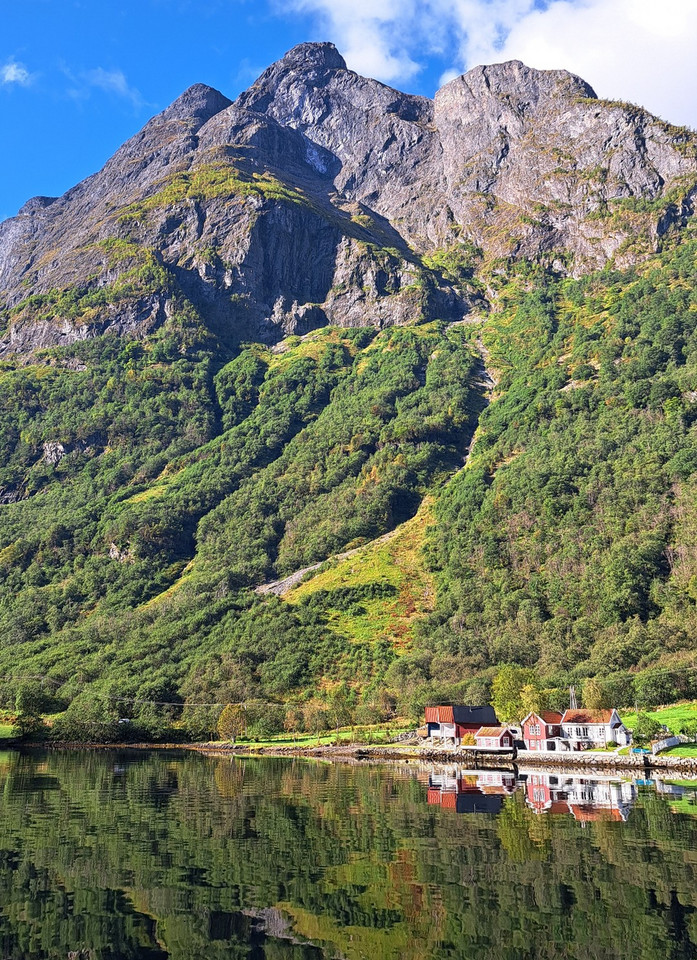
[525,772,637,821]
[423,768,638,821]
[426,770,517,814]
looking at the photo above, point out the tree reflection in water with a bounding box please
[0,749,696,959]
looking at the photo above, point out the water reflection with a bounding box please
[423,766,697,824]
[524,772,636,820]
[425,770,517,813]
[0,749,697,960]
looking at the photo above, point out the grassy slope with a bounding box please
[285,496,436,650]
[0,316,483,724]
[622,701,697,732]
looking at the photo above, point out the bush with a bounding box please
[632,712,662,745]
[13,713,47,740]
[51,694,121,743]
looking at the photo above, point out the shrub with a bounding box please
[632,712,662,745]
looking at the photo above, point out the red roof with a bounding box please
[562,710,614,724]
[425,705,454,723]
[521,711,562,727]
[539,711,563,724]
[475,726,511,739]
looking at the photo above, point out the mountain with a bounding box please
[1,43,697,735]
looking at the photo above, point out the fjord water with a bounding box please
[1,750,696,959]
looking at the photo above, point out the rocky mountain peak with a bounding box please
[240,42,347,113]
[275,41,347,72]
[440,59,597,107]
[1,43,696,357]
[159,82,233,129]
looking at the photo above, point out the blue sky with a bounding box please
[2,0,696,222]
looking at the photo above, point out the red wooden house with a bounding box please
[424,705,498,744]
[521,711,563,751]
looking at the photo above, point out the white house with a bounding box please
[560,709,631,749]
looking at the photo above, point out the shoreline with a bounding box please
[7,739,697,774]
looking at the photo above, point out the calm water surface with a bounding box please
[0,748,696,959]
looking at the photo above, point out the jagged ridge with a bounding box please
[1,42,696,355]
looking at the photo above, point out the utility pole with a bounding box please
[569,686,578,710]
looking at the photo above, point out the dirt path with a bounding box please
[255,527,403,596]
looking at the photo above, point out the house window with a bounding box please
[529,724,540,736]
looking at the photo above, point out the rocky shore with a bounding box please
[194,741,697,774]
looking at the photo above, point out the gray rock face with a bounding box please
[1,42,696,355]
[42,441,67,465]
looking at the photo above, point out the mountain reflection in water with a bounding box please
[0,748,697,960]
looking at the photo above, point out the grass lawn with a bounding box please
[661,745,697,758]
[621,701,697,734]
[223,722,413,750]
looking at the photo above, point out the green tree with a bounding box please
[635,672,677,709]
[520,682,549,717]
[632,712,662,745]
[583,678,611,710]
[51,693,120,743]
[492,666,537,723]
[217,704,246,743]
[303,702,330,739]
[13,683,47,739]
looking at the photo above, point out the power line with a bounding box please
[104,696,241,708]
[0,675,62,686]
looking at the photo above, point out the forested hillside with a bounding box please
[2,43,697,737]
[419,237,697,705]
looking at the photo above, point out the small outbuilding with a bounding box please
[474,726,515,751]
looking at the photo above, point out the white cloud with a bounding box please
[483,0,697,128]
[1,60,33,86]
[278,0,697,128]
[61,64,146,110]
[83,68,145,109]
